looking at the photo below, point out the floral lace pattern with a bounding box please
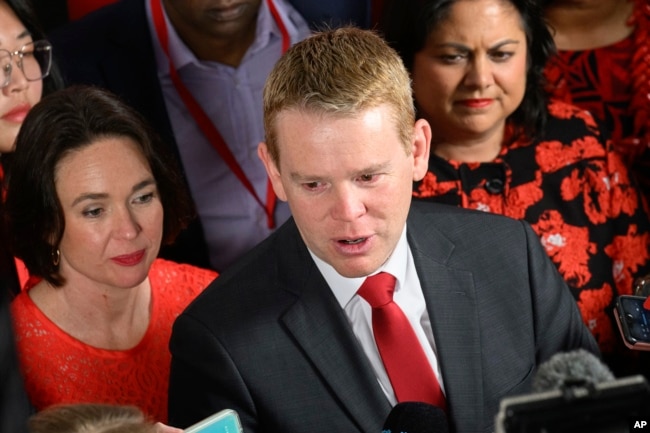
[544,0,650,204]
[11,258,217,423]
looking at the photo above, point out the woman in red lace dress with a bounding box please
[5,85,217,427]
[544,0,650,205]
[380,0,650,376]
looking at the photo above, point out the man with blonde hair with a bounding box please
[169,27,598,433]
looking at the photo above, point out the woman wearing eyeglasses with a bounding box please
[0,1,57,153]
[0,0,60,155]
[0,0,62,296]
[0,2,61,431]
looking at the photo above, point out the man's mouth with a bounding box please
[339,238,366,245]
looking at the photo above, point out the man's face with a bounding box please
[259,104,431,278]
[162,0,263,41]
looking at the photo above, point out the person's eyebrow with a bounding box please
[70,178,156,207]
[0,30,31,49]
[436,39,520,51]
[71,192,108,207]
[289,161,392,182]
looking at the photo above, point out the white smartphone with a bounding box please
[184,409,243,433]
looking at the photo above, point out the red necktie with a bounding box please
[358,272,447,410]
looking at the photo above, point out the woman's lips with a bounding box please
[458,98,493,108]
[110,249,146,266]
[1,104,30,123]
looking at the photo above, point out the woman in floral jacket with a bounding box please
[381,0,650,376]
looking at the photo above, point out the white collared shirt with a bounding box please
[310,226,445,404]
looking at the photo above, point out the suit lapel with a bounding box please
[407,208,485,432]
[276,209,486,432]
[278,224,391,432]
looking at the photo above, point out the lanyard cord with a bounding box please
[150,0,290,229]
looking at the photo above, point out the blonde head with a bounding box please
[28,403,156,433]
[263,26,415,165]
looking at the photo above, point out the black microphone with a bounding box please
[496,349,650,433]
[531,348,614,392]
[382,402,449,433]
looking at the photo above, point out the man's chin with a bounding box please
[330,258,385,279]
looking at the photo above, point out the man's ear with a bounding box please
[411,118,432,181]
[257,142,288,201]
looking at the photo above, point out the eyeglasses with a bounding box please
[0,40,52,89]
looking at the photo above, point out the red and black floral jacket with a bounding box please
[413,101,650,371]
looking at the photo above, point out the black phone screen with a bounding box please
[618,296,650,344]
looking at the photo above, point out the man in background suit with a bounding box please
[47,0,312,270]
[167,27,599,433]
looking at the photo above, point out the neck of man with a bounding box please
[187,29,257,67]
[544,0,635,50]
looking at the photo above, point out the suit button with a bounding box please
[485,178,504,194]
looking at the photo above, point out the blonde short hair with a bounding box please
[28,403,156,433]
[263,26,416,165]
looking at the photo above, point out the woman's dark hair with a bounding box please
[379,0,555,140]
[4,85,194,286]
[6,0,64,96]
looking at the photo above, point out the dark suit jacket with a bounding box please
[168,201,598,433]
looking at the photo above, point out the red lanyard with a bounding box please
[150,0,290,229]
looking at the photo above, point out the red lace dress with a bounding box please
[10,258,217,423]
[544,0,650,204]
[413,101,650,375]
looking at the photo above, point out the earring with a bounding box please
[52,248,60,267]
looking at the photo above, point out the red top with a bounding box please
[546,37,634,143]
[544,4,650,204]
[11,258,217,423]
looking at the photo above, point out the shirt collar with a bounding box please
[310,226,409,309]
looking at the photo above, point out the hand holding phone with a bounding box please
[614,295,650,351]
